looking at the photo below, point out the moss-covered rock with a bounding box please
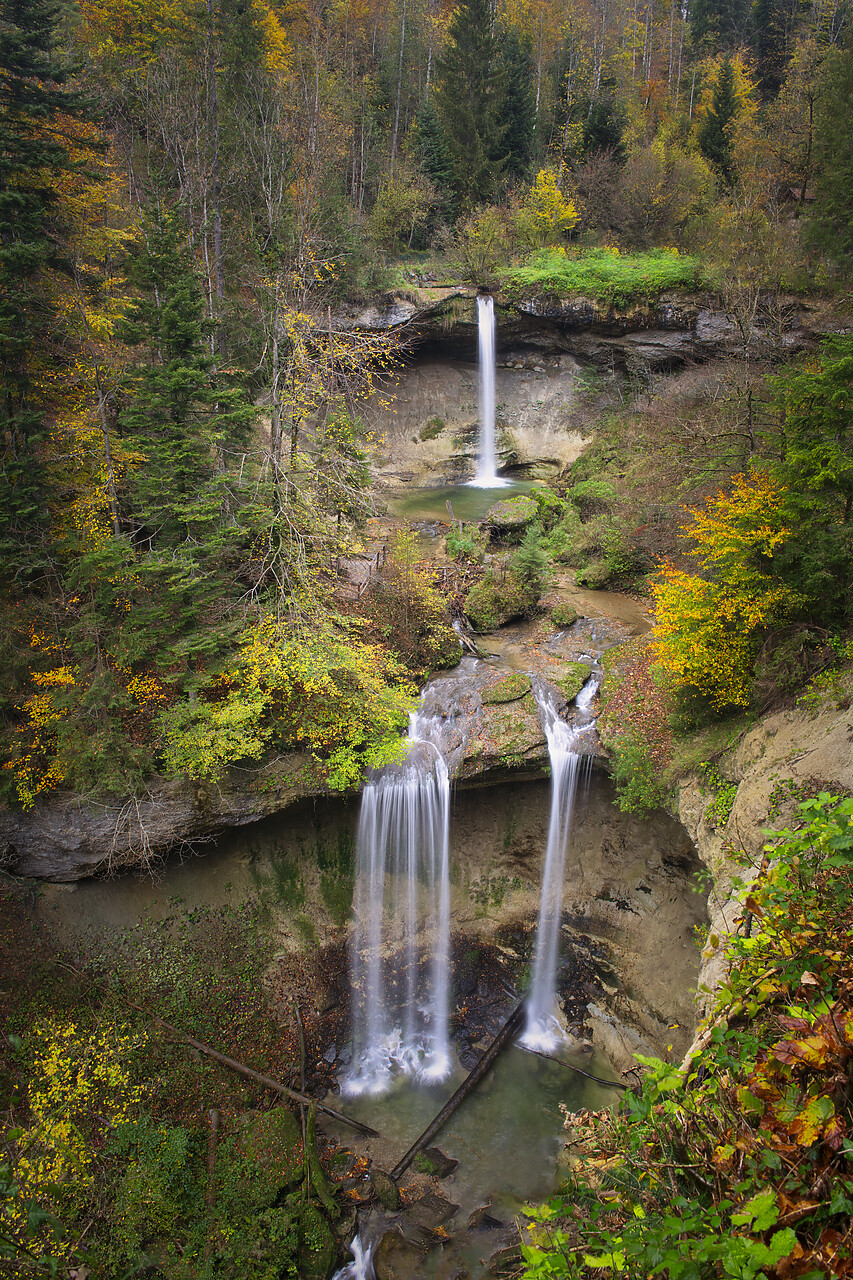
[485,494,537,536]
[370,1169,402,1210]
[550,602,578,628]
[464,570,538,632]
[297,1202,337,1280]
[481,672,532,704]
[555,661,593,702]
[238,1107,303,1207]
[466,689,546,773]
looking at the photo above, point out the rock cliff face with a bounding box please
[676,697,853,1018]
[346,288,816,487]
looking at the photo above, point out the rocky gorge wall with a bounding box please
[675,693,853,1025]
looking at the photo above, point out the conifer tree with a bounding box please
[498,28,536,184]
[0,0,93,582]
[433,0,507,206]
[810,41,853,276]
[412,98,455,217]
[698,59,739,185]
[118,204,256,553]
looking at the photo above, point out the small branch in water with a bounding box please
[517,1043,628,1091]
[390,1000,526,1180]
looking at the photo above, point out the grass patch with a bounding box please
[500,248,701,308]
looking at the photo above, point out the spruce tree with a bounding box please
[690,0,751,50]
[433,0,507,207]
[0,0,91,582]
[810,41,853,277]
[119,204,256,553]
[498,28,536,183]
[412,98,455,218]
[698,59,739,185]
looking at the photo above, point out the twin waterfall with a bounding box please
[345,677,596,1095]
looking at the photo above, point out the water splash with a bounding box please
[343,702,454,1096]
[471,294,508,489]
[522,677,598,1051]
[332,1236,374,1280]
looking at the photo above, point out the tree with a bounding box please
[497,26,536,183]
[690,0,751,50]
[809,39,853,277]
[770,337,853,624]
[433,0,507,206]
[411,96,455,219]
[0,0,98,584]
[118,203,256,550]
[516,168,578,246]
[698,58,739,184]
[652,471,801,712]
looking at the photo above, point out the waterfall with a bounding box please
[344,705,453,1096]
[332,1236,374,1280]
[523,678,598,1051]
[471,294,506,488]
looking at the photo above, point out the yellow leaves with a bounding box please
[31,667,78,689]
[524,168,579,244]
[651,472,800,710]
[16,1018,147,1209]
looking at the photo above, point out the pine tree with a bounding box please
[810,41,853,277]
[498,28,536,184]
[433,0,507,207]
[119,204,256,552]
[0,0,93,582]
[690,0,751,51]
[698,59,739,185]
[411,98,455,218]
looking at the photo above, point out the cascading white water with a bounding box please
[471,294,507,488]
[343,707,452,1096]
[522,677,598,1051]
[332,1236,374,1280]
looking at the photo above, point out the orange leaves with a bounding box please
[746,1000,853,1155]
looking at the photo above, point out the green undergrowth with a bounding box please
[522,793,853,1280]
[500,248,702,308]
[0,894,347,1278]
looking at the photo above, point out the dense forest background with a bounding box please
[2,0,853,809]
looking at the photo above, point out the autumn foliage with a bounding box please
[652,472,801,712]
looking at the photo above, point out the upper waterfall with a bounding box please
[471,294,508,488]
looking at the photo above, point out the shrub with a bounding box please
[510,525,552,593]
[550,601,579,627]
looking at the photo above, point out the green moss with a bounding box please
[500,248,701,307]
[297,1202,337,1280]
[464,569,538,632]
[486,494,538,533]
[419,415,445,441]
[237,1107,303,1208]
[482,672,532,704]
[555,661,592,702]
[550,602,578,628]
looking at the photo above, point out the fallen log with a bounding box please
[390,1000,526,1180]
[130,1001,381,1138]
